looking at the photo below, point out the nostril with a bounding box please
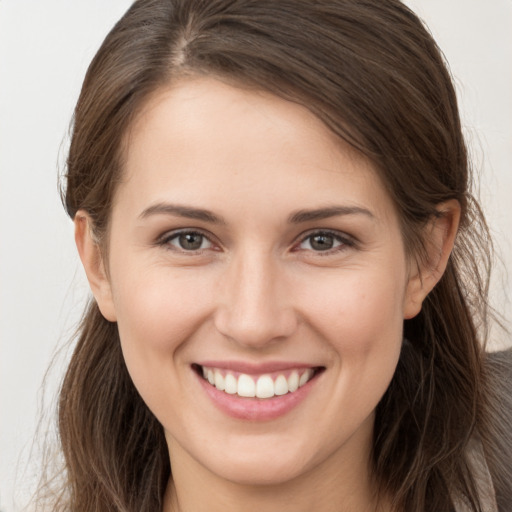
[213,294,298,348]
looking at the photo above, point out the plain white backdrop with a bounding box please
[0,1,510,510]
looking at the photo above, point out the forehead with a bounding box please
[116,77,396,224]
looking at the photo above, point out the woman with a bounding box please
[39,0,511,510]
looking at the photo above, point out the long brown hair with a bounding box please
[39,1,510,510]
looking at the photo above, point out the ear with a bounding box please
[74,211,117,322]
[403,200,460,319]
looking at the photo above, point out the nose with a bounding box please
[213,251,298,349]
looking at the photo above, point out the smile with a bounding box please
[193,363,325,421]
[198,365,319,399]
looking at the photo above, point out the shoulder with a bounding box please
[486,348,512,371]
[482,348,512,512]
[485,348,512,424]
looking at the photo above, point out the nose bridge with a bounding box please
[214,248,297,347]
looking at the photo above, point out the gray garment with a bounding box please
[454,437,498,512]
[453,349,512,512]
[485,349,512,512]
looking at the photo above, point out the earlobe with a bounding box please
[403,200,461,319]
[74,211,117,322]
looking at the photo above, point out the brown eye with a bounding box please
[165,231,212,251]
[179,233,204,250]
[297,231,350,253]
[309,234,336,251]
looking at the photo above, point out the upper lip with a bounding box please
[195,360,322,375]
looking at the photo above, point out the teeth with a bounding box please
[288,371,299,392]
[274,375,288,396]
[224,373,237,394]
[201,366,317,399]
[256,375,274,399]
[214,370,225,391]
[238,374,256,397]
[299,369,313,387]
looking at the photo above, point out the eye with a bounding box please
[296,231,352,253]
[161,231,213,252]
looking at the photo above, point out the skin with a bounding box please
[75,77,459,512]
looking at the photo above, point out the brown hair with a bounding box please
[40,0,511,510]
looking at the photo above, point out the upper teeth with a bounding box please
[202,367,315,399]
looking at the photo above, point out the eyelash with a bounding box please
[156,229,356,255]
[293,229,355,256]
[157,229,216,253]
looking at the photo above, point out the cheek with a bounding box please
[112,265,210,349]
[109,265,214,403]
[306,269,406,349]
[302,268,406,406]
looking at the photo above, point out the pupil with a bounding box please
[179,233,203,250]
[311,234,333,251]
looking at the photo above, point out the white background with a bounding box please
[0,1,510,510]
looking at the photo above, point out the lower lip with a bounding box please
[195,370,319,421]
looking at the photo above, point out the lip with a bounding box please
[196,360,318,375]
[193,362,323,421]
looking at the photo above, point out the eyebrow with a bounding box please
[138,203,227,224]
[138,202,374,225]
[288,206,375,223]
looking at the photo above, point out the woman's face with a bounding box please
[94,78,423,486]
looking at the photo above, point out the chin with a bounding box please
[210,456,309,487]
[194,434,324,487]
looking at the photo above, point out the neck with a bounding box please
[164,476,388,512]
[162,423,390,512]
